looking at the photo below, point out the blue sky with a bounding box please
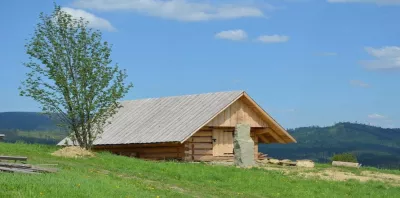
[1,0,400,129]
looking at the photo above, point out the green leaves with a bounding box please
[20,4,133,149]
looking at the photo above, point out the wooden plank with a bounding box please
[193,155,234,161]
[191,143,194,161]
[266,129,285,143]
[231,100,238,126]
[0,162,32,168]
[0,167,38,174]
[187,143,213,149]
[0,156,28,161]
[256,129,269,134]
[218,110,225,126]
[224,131,233,154]
[258,134,270,144]
[223,105,231,126]
[97,146,182,153]
[192,137,212,143]
[31,166,58,173]
[212,129,218,156]
[193,149,213,155]
[192,131,212,137]
[237,100,244,124]
[185,149,213,155]
[139,152,184,158]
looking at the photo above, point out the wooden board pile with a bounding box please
[0,156,58,174]
[257,157,315,168]
[257,152,268,160]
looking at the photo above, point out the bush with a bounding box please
[331,153,358,163]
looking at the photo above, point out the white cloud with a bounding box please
[361,46,400,70]
[72,0,265,21]
[257,35,289,43]
[368,113,386,119]
[215,29,247,41]
[350,80,369,88]
[61,7,116,31]
[327,0,400,5]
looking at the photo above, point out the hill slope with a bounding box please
[261,122,400,169]
[1,113,399,168]
[0,143,399,198]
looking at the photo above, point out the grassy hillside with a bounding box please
[0,143,399,198]
[261,122,400,169]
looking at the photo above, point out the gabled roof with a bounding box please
[58,91,296,145]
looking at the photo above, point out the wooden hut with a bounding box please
[58,91,296,161]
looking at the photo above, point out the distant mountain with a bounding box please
[0,112,58,131]
[260,122,400,169]
[0,113,399,168]
[0,112,65,144]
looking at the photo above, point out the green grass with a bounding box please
[0,143,399,198]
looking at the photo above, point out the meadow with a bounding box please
[0,142,399,198]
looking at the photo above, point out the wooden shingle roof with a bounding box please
[58,91,296,145]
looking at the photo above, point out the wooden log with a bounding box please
[0,162,32,169]
[332,161,361,168]
[193,155,234,161]
[0,167,38,174]
[192,137,212,143]
[30,166,58,173]
[192,131,212,137]
[103,147,181,154]
[0,156,28,161]
[185,143,213,149]
[139,152,184,159]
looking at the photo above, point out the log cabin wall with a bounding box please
[184,127,259,162]
[93,143,185,161]
[183,97,266,162]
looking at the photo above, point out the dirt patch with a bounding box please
[296,160,315,168]
[262,166,400,186]
[362,171,400,183]
[52,146,95,158]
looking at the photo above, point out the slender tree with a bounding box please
[20,5,133,149]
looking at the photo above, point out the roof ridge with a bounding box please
[121,90,245,102]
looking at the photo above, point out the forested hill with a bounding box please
[0,112,58,131]
[0,112,399,168]
[260,122,400,169]
[0,112,65,144]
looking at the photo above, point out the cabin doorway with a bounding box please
[212,129,234,156]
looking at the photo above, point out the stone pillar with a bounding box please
[234,124,255,167]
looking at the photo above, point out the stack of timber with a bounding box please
[257,152,268,160]
[258,158,315,168]
[0,156,58,174]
